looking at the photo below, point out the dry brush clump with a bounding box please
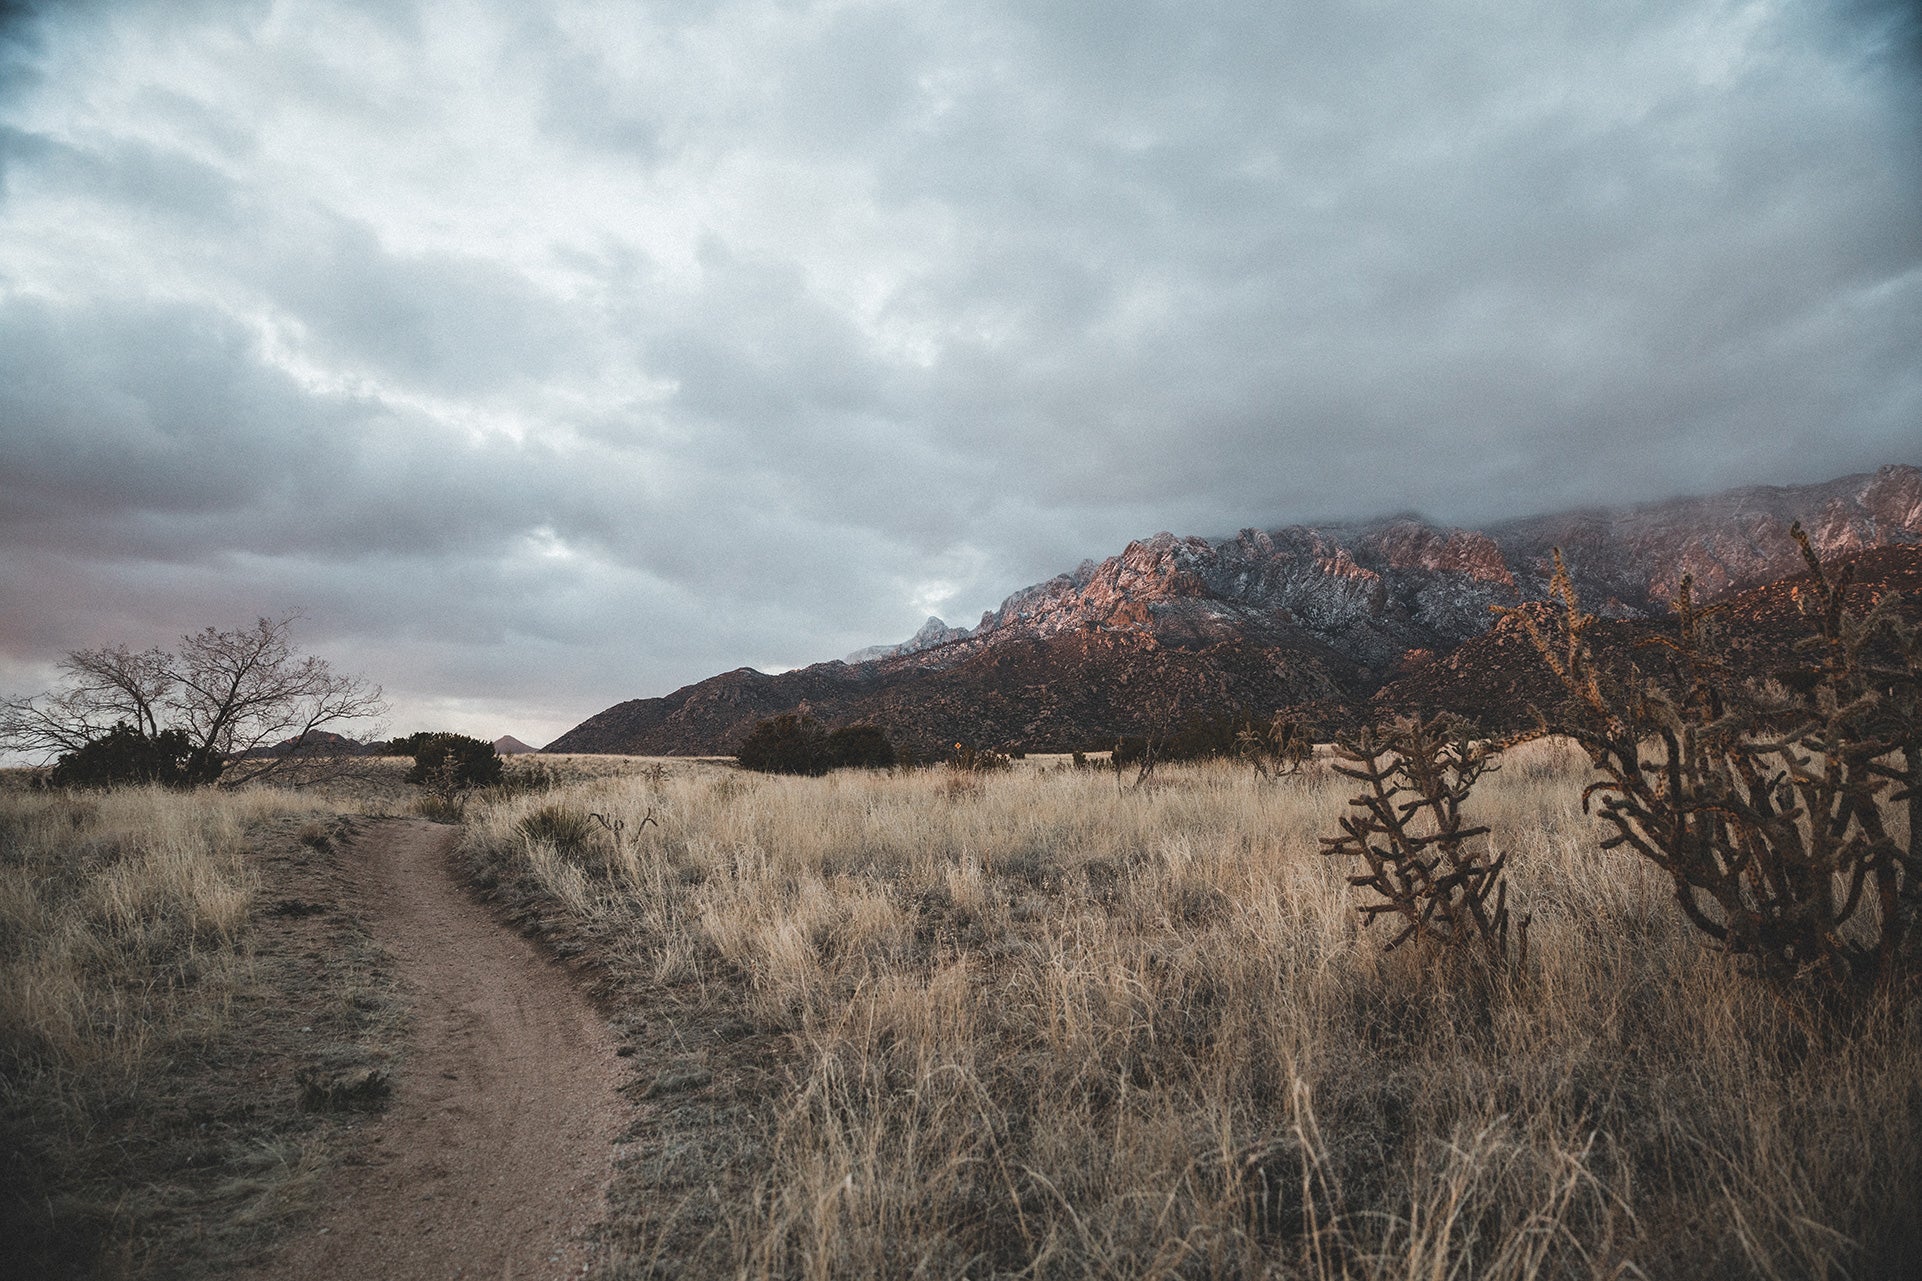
[463,752,1922,1280]
[1,787,261,1081]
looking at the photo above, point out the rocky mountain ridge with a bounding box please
[856,464,1922,669]
[549,464,1922,755]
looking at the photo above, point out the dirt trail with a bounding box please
[258,818,621,1280]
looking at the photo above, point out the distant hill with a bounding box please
[238,729,378,759]
[549,464,1922,755]
[493,735,538,755]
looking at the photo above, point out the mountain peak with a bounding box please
[843,615,974,664]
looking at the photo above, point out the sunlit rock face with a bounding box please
[875,464,1921,672]
[1490,463,1922,610]
[1374,542,1922,733]
[551,465,1922,754]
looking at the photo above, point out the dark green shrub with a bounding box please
[737,717,901,774]
[824,724,896,770]
[402,732,503,791]
[737,714,830,774]
[49,723,200,789]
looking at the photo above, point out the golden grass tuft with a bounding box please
[2,787,275,1077]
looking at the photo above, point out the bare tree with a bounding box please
[1,612,386,786]
[0,644,175,755]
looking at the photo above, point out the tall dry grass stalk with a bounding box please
[466,743,1921,1279]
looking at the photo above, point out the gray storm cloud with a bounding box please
[0,0,1917,745]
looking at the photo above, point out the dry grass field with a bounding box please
[0,779,405,1278]
[6,743,1915,1278]
[0,750,693,1277]
[466,742,1922,1280]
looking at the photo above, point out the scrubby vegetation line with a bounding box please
[463,748,1921,1279]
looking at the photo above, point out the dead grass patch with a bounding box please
[0,784,404,1278]
[466,747,1922,1280]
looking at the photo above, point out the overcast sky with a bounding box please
[1,0,1918,746]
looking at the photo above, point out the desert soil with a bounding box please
[253,818,621,1281]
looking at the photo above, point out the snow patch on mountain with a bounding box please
[844,615,975,664]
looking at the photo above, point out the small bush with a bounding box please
[49,724,199,790]
[1239,714,1316,780]
[737,715,830,775]
[517,804,596,855]
[412,793,466,822]
[295,1061,391,1112]
[949,743,1010,772]
[738,717,901,775]
[824,725,896,770]
[402,733,503,792]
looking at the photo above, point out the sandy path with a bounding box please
[259,818,620,1280]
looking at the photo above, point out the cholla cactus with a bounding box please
[1321,716,1524,968]
[1503,527,1919,995]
